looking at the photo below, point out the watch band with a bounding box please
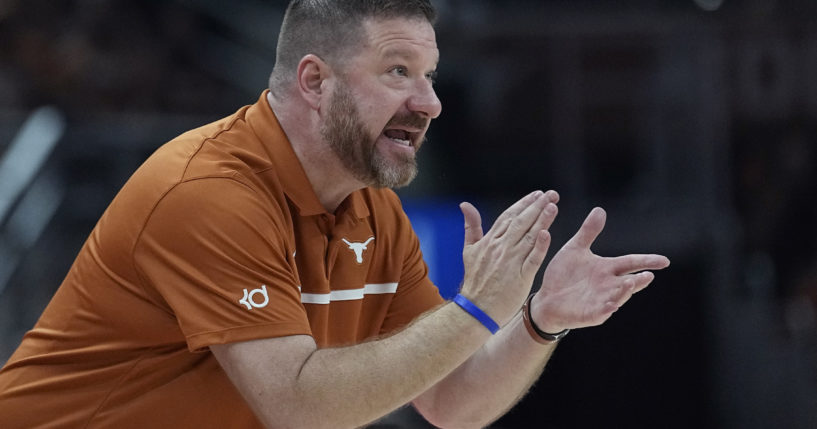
[522,294,569,344]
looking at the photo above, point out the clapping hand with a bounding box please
[530,207,671,334]
[458,190,560,326]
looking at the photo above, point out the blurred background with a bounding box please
[1,0,816,427]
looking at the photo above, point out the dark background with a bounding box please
[2,0,816,428]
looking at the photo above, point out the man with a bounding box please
[0,1,670,428]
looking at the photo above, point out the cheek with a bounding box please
[360,104,393,134]
[362,86,403,120]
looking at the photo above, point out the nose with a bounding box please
[407,79,442,120]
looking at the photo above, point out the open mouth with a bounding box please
[383,129,414,146]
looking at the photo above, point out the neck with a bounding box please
[267,92,364,213]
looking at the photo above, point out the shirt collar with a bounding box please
[245,90,370,219]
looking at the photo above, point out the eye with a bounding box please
[426,70,438,84]
[390,66,408,77]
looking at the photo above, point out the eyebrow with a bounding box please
[381,47,439,68]
[381,47,417,61]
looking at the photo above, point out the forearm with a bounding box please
[414,309,557,428]
[215,192,564,428]
[261,302,491,429]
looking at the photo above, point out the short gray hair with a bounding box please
[268,0,437,95]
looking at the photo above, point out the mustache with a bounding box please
[385,111,429,130]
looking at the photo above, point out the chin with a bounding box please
[369,160,417,189]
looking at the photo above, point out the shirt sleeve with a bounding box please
[133,177,311,352]
[378,194,445,334]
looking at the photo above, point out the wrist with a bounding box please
[453,293,500,334]
[522,294,569,344]
[529,293,566,333]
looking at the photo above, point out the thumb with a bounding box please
[459,201,484,245]
[569,207,606,249]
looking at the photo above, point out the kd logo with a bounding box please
[239,285,269,310]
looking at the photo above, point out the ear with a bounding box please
[296,54,331,111]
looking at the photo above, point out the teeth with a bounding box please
[386,135,411,146]
[384,129,413,146]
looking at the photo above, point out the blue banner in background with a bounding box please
[401,199,465,300]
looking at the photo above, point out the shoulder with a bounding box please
[130,106,256,193]
[133,177,294,276]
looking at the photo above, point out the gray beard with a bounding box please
[321,82,419,189]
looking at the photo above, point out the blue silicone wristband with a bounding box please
[453,294,500,334]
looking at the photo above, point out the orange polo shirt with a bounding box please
[0,92,444,428]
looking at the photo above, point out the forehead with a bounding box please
[360,17,439,64]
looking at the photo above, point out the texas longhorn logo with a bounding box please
[342,236,374,264]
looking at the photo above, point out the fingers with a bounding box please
[499,190,542,220]
[630,271,656,294]
[460,202,484,245]
[605,271,655,309]
[531,199,559,238]
[544,189,560,205]
[514,201,557,266]
[568,207,606,249]
[530,191,560,239]
[608,254,671,276]
[501,193,550,243]
[521,229,552,280]
[488,190,558,239]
